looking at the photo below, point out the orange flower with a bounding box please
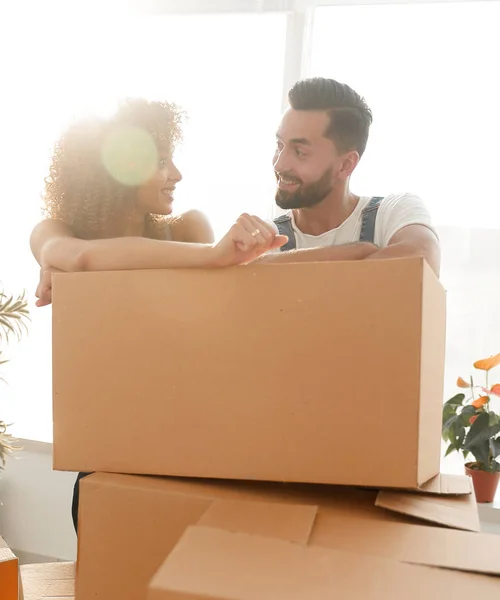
[473,353,500,371]
[471,396,489,409]
[456,377,470,388]
[489,384,500,396]
[469,415,478,425]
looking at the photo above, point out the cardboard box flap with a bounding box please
[375,487,480,532]
[311,509,500,576]
[198,499,317,545]
[20,562,75,600]
[415,473,472,495]
[148,526,500,600]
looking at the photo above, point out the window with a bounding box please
[0,8,286,441]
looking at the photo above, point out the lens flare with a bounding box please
[101,126,157,186]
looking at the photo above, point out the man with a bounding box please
[257,77,440,275]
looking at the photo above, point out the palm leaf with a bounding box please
[0,420,21,469]
[0,286,29,471]
[0,289,30,343]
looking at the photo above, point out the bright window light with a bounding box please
[0,11,286,441]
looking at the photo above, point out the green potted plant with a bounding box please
[442,353,500,502]
[0,288,29,471]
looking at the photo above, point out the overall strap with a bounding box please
[274,214,297,252]
[359,196,383,244]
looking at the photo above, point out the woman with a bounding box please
[31,98,286,306]
[30,98,286,532]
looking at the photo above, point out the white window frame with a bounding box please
[129,0,499,113]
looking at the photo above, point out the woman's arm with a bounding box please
[30,215,287,273]
[30,219,217,272]
[30,211,216,271]
[30,219,81,270]
[30,215,287,306]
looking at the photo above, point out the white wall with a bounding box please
[0,439,76,561]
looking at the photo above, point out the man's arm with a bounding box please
[365,224,440,276]
[253,224,440,275]
[254,242,378,264]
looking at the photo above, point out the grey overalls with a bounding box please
[273,196,383,249]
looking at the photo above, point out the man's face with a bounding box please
[273,108,340,210]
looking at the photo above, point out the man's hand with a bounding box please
[35,266,62,307]
[212,214,288,267]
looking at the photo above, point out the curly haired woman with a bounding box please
[30,98,286,306]
[29,98,287,533]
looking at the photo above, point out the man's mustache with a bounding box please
[275,172,302,185]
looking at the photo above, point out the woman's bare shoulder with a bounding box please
[30,219,76,256]
[170,210,214,244]
[32,218,74,236]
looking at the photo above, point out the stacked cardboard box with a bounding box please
[35,259,500,597]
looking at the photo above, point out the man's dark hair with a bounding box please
[288,77,372,157]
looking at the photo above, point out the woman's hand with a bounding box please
[211,214,288,267]
[35,266,63,307]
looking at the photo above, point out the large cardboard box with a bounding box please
[53,258,446,488]
[19,563,74,600]
[76,472,492,600]
[0,536,18,600]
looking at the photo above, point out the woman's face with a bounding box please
[136,152,182,215]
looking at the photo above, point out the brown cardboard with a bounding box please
[376,487,480,532]
[77,473,489,600]
[415,472,473,494]
[375,473,479,532]
[52,258,446,489]
[197,498,317,544]
[0,536,18,600]
[148,526,500,600]
[19,563,74,600]
[310,507,500,575]
[418,260,448,485]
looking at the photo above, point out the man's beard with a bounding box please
[275,167,333,210]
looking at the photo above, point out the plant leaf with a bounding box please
[459,405,477,426]
[0,290,30,343]
[467,442,491,469]
[445,443,457,457]
[464,412,500,450]
[0,316,16,337]
[442,414,460,442]
[489,438,500,459]
[444,393,465,408]
[489,412,500,427]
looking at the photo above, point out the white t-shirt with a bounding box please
[279,193,437,249]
